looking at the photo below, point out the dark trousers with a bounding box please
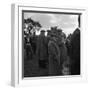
[39,60,48,68]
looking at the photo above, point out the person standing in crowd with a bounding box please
[45,30,52,69]
[48,31,61,75]
[57,31,70,75]
[36,30,48,68]
[70,28,80,75]
[30,32,37,54]
[24,31,33,60]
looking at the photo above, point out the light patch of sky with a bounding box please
[24,12,79,36]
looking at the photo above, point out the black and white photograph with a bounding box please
[22,10,81,77]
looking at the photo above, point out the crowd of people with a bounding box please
[24,26,80,77]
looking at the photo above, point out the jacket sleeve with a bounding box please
[48,41,58,57]
[48,41,60,64]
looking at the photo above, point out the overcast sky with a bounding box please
[24,12,79,36]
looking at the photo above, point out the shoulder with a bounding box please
[48,40,54,46]
[48,41,57,50]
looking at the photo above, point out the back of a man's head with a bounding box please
[40,30,45,36]
[47,30,51,36]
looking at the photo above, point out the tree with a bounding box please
[24,18,42,36]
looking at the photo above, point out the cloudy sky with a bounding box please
[24,12,79,36]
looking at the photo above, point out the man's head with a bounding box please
[47,30,51,36]
[40,30,45,36]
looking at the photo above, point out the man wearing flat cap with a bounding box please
[36,30,48,69]
[48,30,61,75]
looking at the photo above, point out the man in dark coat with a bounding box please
[48,32,61,75]
[70,28,80,75]
[57,31,70,75]
[36,30,48,68]
[24,33,33,60]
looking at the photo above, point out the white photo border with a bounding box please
[11,4,87,87]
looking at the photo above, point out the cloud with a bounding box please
[24,12,79,35]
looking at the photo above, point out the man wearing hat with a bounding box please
[36,30,48,69]
[48,31,61,75]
